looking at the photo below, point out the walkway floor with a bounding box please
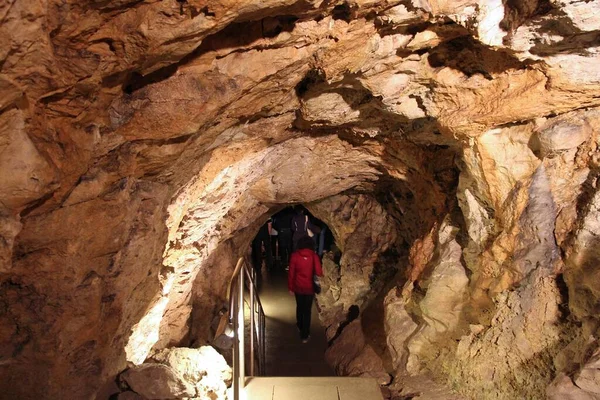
[256,266,334,377]
[245,377,384,400]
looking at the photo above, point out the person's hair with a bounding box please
[297,236,315,250]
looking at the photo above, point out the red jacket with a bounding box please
[288,248,323,294]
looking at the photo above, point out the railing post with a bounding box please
[238,264,245,390]
[232,282,240,400]
[229,257,266,397]
[249,265,255,377]
[260,310,267,376]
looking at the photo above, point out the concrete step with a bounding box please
[244,376,384,400]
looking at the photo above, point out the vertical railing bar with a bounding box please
[256,315,259,376]
[229,256,268,398]
[261,310,267,375]
[239,264,245,390]
[259,310,262,375]
[232,276,239,400]
[249,262,255,377]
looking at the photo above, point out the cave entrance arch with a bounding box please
[248,205,338,377]
[120,133,443,399]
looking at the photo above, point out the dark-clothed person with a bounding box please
[273,208,294,267]
[291,208,320,251]
[288,237,323,342]
[252,221,272,275]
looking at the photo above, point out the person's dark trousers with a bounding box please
[251,237,263,278]
[252,235,272,274]
[295,294,314,340]
[271,235,278,259]
[278,228,292,267]
[318,227,326,257]
[262,235,273,271]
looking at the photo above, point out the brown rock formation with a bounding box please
[2,0,600,399]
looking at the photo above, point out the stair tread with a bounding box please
[244,376,384,400]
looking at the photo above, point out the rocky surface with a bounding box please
[120,346,231,399]
[2,0,600,399]
[122,363,196,399]
[325,319,391,385]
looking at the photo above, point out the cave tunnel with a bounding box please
[247,205,339,377]
[2,1,600,400]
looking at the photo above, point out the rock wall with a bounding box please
[384,109,600,399]
[1,0,600,399]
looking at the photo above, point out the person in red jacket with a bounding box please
[288,236,323,343]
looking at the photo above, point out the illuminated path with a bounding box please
[246,269,385,399]
[257,268,334,377]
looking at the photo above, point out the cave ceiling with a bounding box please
[2,0,600,399]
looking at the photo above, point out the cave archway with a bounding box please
[113,127,450,399]
[3,2,600,400]
[124,133,444,362]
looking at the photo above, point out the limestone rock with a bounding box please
[307,194,399,333]
[2,0,600,399]
[547,373,598,400]
[405,220,469,373]
[574,344,600,396]
[377,4,429,27]
[151,346,232,399]
[564,186,600,322]
[325,320,390,385]
[407,30,441,51]
[122,364,196,399]
[444,273,570,399]
[118,391,148,400]
[389,372,467,400]
[558,0,600,32]
[536,116,592,155]
[123,346,231,400]
[0,211,21,272]
[0,109,56,211]
[384,286,418,371]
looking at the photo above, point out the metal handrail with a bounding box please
[228,257,266,400]
[244,263,266,376]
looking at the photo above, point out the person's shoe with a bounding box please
[284,265,289,271]
[301,335,310,343]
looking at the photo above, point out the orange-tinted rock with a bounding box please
[2,0,600,399]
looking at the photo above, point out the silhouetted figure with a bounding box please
[288,236,323,343]
[269,217,278,260]
[273,208,294,269]
[291,207,320,251]
[252,221,272,276]
[318,226,327,257]
[311,218,328,257]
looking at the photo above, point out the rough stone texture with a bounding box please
[547,373,600,400]
[122,363,196,399]
[2,0,600,399]
[151,346,232,400]
[308,194,401,336]
[575,344,600,396]
[122,346,231,400]
[389,373,467,400]
[118,392,147,400]
[564,186,600,325]
[384,285,418,373]
[325,320,391,385]
[405,220,469,374]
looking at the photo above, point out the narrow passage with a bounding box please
[257,268,334,377]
